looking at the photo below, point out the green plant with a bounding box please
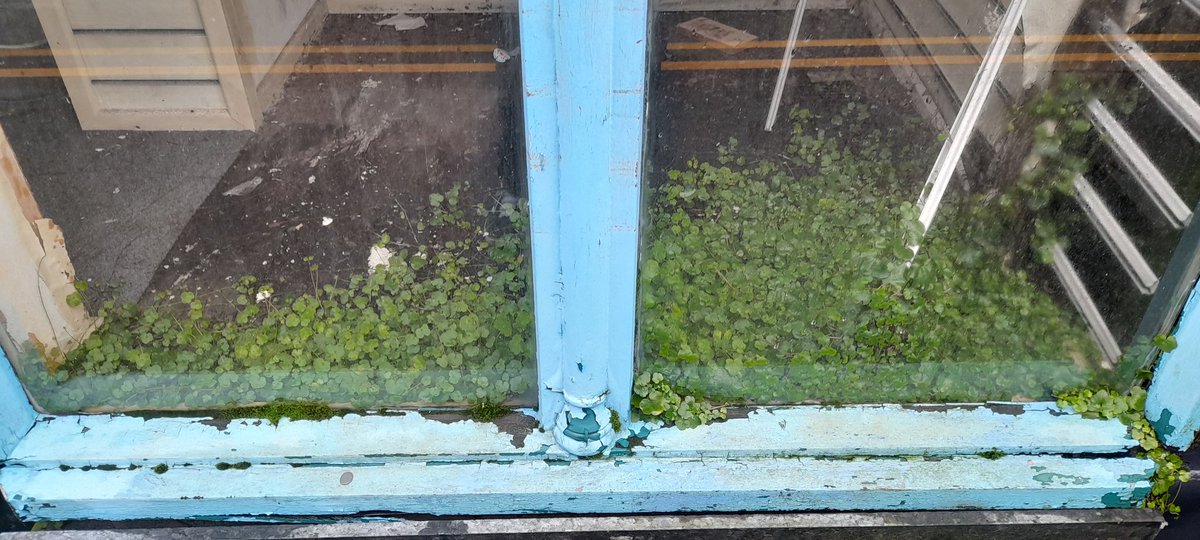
[217,400,337,426]
[978,449,1006,460]
[633,371,725,429]
[610,409,622,434]
[151,463,169,474]
[639,102,1100,405]
[26,185,536,411]
[467,400,511,422]
[1056,386,1190,516]
[215,461,251,471]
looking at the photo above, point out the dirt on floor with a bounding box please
[144,14,523,316]
[648,10,941,185]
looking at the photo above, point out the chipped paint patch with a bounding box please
[1032,472,1091,486]
[639,404,1132,458]
[0,455,1154,521]
[5,410,564,470]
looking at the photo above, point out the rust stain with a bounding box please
[0,151,43,223]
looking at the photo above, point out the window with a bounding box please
[0,0,1196,522]
[0,0,533,412]
[636,0,1200,408]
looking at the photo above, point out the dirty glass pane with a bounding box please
[637,0,1200,409]
[0,1,533,412]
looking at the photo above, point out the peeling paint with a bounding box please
[639,404,1131,458]
[0,455,1155,520]
[1146,287,1200,449]
[1032,472,1091,486]
[198,418,232,431]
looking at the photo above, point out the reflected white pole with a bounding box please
[909,0,1029,260]
[764,0,808,132]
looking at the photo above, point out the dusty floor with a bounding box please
[3,13,520,307]
[649,10,940,178]
[1,63,251,304]
[143,14,522,312]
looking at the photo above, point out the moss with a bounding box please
[467,400,510,422]
[216,400,337,427]
[610,409,622,434]
[215,461,252,471]
[151,464,169,475]
[978,449,1006,460]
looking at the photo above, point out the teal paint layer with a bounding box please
[1,455,1153,521]
[0,404,1147,520]
[1147,287,1200,449]
[0,346,35,459]
[4,404,1132,469]
[638,403,1135,457]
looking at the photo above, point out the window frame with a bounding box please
[0,0,1196,521]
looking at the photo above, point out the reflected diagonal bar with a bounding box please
[763,0,807,132]
[1049,244,1122,366]
[1073,174,1159,295]
[1086,98,1192,230]
[1100,18,1200,145]
[1184,0,1200,20]
[910,0,1028,257]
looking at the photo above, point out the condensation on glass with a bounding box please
[0,0,532,412]
[638,0,1200,404]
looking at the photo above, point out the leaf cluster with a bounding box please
[633,371,725,429]
[640,102,1100,405]
[1057,385,1191,516]
[26,186,536,411]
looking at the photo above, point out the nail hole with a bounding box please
[339,471,353,485]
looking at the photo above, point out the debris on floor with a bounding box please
[677,17,758,48]
[493,47,519,63]
[367,245,394,274]
[376,13,427,31]
[222,177,263,197]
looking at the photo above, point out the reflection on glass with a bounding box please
[0,1,532,411]
[639,1,1200,405]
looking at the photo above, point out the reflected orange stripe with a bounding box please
[661,52,1200,71]
[0,63,496,78]
[0,44,499,57]
[667,33,1200,50]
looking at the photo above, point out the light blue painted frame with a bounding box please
[1147,286,1200,449]
[522,0,645,455]
[0,0,1193,522]
[0,347,35,460]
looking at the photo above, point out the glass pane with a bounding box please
[637,1,1199,406]
[0,1,533,412]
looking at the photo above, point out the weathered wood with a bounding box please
[5,404,1133,471]
[0,125,92,383]
[62,0,204,30]
[75,32,218,81]
[197,0,257,129]
[33,0,258,130]
[92,80,228,110]
[0,455,1155,520]
[31,0,104,128]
